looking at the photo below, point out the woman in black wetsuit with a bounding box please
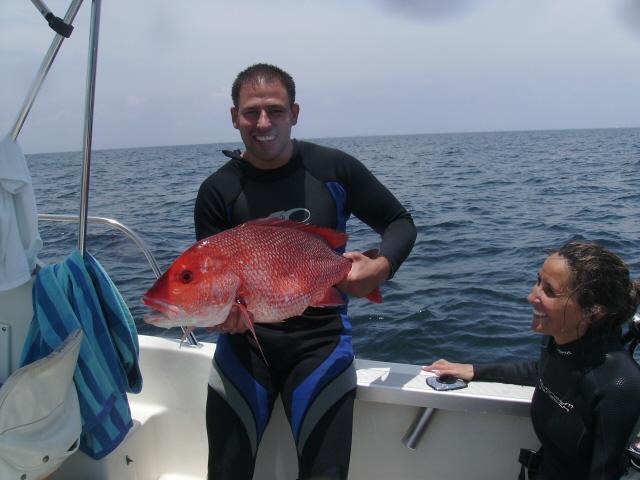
[424,241,640,480]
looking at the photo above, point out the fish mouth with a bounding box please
[142,295,183,318]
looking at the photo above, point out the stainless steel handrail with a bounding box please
[40,214,162,276]
[77,0,101,256]
[38,213,199,347]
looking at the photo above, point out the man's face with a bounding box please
[231,79,300,170]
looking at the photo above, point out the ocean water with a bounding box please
[27,128,640,365]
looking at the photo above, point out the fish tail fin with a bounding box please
[236,302,269,367]
[366,287,383,304]
[362,249,384,303]
[349,248,384,303]
[362,248,379,259]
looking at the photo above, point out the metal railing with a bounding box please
[38,213,199,347]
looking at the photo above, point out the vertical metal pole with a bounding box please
[78,0,101,255]
[10,0,84,141]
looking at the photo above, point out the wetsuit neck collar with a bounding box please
[222,148,243,160]
[223,140,301,180]
[551,327,622,360]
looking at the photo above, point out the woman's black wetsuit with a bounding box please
[194,140,416,479]
[474,329,640,479]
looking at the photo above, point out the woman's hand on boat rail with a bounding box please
[422,359,474,381]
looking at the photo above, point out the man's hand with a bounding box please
[207,304,251,334]
[337,251,391,298]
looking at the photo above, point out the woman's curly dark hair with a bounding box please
[556,241,640,330]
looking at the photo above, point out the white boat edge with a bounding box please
[2,274,539,480]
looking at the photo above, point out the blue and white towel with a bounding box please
[20,249,142,459]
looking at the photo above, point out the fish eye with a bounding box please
[180,269,194,283]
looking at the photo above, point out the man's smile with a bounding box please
[255,134,276,142]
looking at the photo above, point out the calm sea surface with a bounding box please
[26,128,640,365]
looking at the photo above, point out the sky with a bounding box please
[1,0,640,154]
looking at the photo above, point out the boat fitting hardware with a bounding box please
[30,0,74,37]
[11,0,84,141]
[402,406,436,451]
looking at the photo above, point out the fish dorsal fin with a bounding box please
[245,218,348,249]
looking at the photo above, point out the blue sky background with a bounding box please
[1,0,639,153]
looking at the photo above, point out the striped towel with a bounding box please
[20,249,142,459]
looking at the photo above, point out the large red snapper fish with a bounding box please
[142,218,381,334]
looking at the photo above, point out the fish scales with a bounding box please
[213,223,350,323]
[142,218,352,330]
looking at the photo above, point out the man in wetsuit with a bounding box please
[194,63,416,480]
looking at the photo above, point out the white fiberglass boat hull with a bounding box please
[47,334,538,480]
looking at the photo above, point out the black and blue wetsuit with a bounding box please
[474,329,640,480]
[194,139,416,480]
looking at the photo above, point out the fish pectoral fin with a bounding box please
[311,287,346,307]
[235,301,269,367]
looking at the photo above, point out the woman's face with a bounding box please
[527,253,589,344]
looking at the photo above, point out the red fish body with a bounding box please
[142,218,370,329]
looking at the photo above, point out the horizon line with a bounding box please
[23,124,640,156]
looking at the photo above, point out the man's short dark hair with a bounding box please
[231,63,296,107]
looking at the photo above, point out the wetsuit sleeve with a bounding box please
[587,360,640,479]
[472,361,539,386]
[194,177,230,241]
[346,158,416,277]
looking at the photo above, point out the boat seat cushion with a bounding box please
[0,329,82,480]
